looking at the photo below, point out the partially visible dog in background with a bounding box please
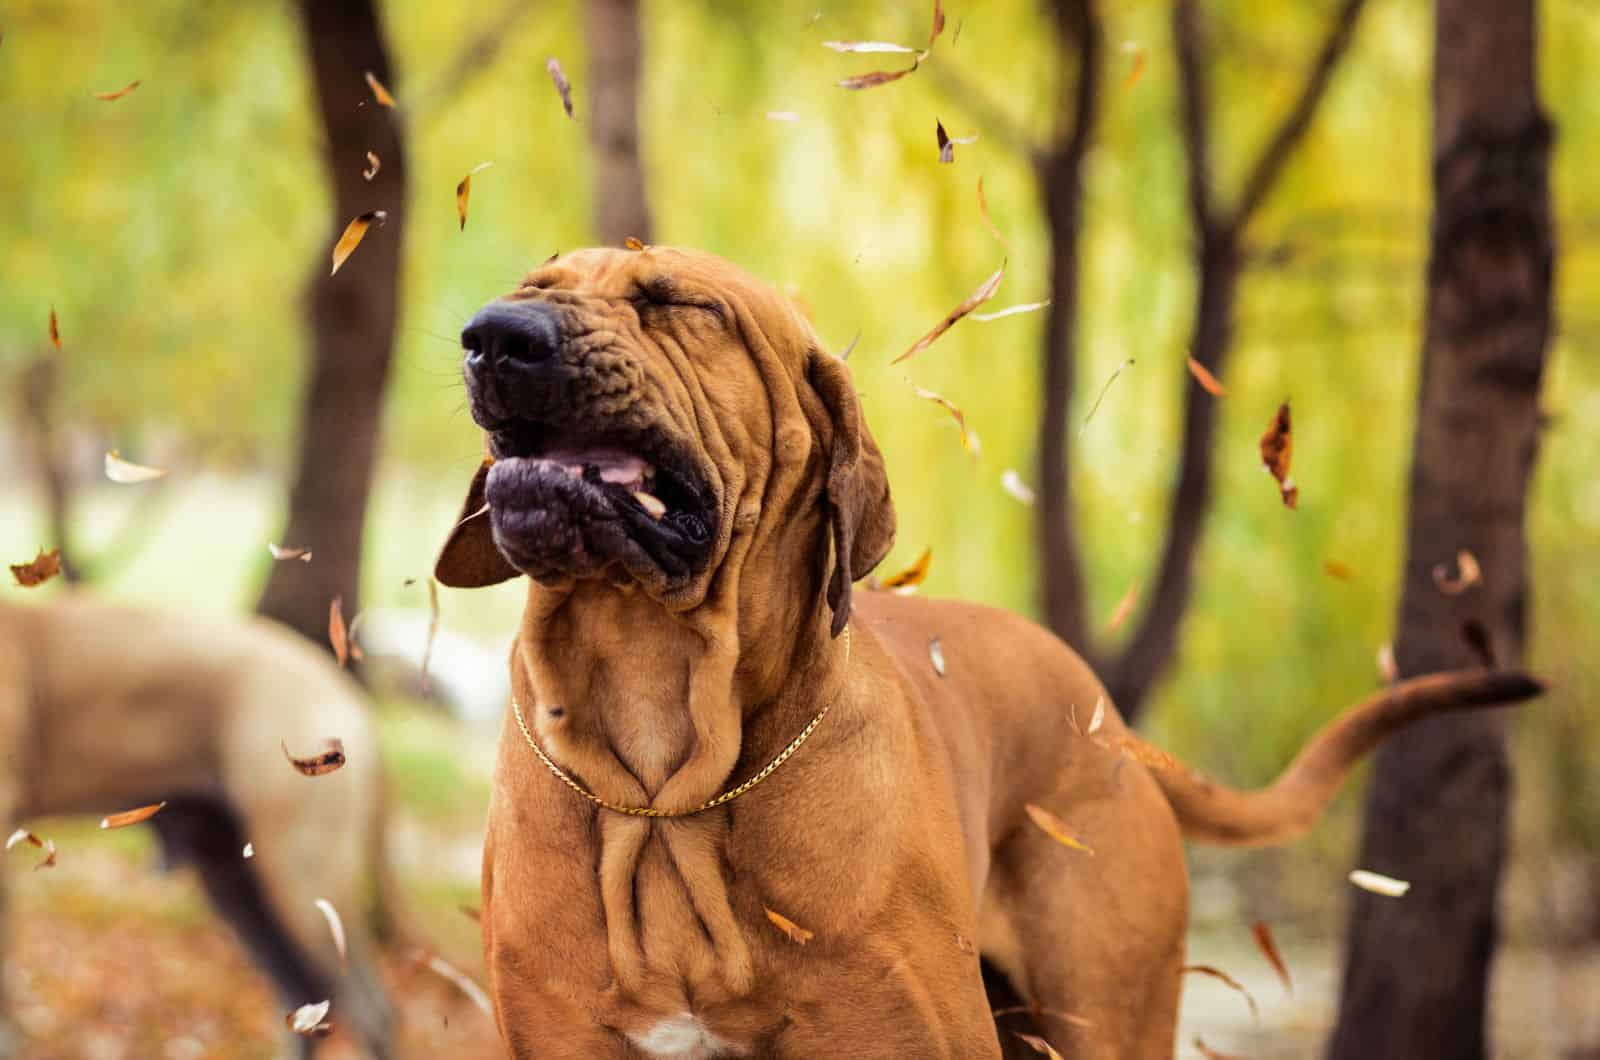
[0,594,392,1058]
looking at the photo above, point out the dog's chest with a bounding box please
[629,1013,746,1059]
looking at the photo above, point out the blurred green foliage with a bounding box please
[2,0,1595,845]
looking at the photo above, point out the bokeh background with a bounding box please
[2,0,1596,1057]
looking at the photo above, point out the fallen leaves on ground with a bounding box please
[1105,581,1139,634]
[928,637,947,677]
[546,58,574,117]
[315,899,347,963]
[764,907,814,944]
[104,450,166,483]
[330,210,387,276]
[1182,964,1258,1021]
[893,263,1004,364]
[1250,920,1293,994]
[456,161,494,231]
[1259,401,1298,508]
[1186,354,1225,396]
[912,383,981,455]
[364,71,395,108]
[268,543,313,562]
[1001,469,1036,505]
[282,738,347,777]
[1432,549,1481,595]
[100,802,167,830]
[329,595,350,667]
[879,547,932,590]
[10,548,62,587]
[92,80,141,101]
[1349,869,1410,897]
[1024,804,1094,855]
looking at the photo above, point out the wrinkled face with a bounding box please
[458,247,798,597]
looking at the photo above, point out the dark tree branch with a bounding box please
[1035,0,1102,653]
[1228,0,1369,230]
[1173,0,1217,239]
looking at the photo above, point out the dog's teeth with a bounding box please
[632,491,667,519]
[599,465,642,486]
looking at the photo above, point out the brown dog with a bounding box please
[435,246,1541,1058]
[0,594,392,1058]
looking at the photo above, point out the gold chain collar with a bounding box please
[510,625,849,818]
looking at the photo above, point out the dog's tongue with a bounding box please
[538,446,652,487]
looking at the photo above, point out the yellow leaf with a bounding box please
[455,161,494,231]
[364,71,395,108]
[330,210,387,276]
[879,547,932,590]
[99,801,167,830]
[764,907,814,945]
[92,80,141,101]
[1024,804,1094,855]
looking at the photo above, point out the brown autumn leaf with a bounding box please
[1431,549,1481,595]
[282,738,347,777]
[625,237,647,251]
[928,636,947,677]
[329,595,350,668]
[456,161,494,231]
[823,40,919,54]
[1186,354,1225,396]
[99,801,167,830]
[837,60,921,90]
[928,0,946,47]
[764,907,814,945]
[1024,804,1094,855]
[10,548,62,588]
[92,80,141,101]
[879,547,932,590]
[417,951,494,1016]
[364,70,395,108]
[1323,559,1354,581]
[546,58,574,118]
[1182,964,1259,1021]
[1250,920,1293,994]
[420,576,441,696]
[7,828,58,870]
[286,1000,333,1037]
[315,898,348,963]
[362,151,380,181]
[1192,1038,1244,1060]
[1013,1033,1065,1060]
[911,384,980,456]
[1462,619,1496,668]
[104,450,167,483]
[330,210,387,276]
[893,263,1005,364]
[937,119,953,164]
[971,300,1048,322]
[49,306,61,349]
[1105,581,1139,634]
[268,543,313,562]
[1259,401,1298,509]
[977,177,1013,254]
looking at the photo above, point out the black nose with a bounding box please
[461,301,561,371]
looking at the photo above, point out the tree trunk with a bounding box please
[257,0,408,650]
[584,0,652,246]
[1328,1,1552,1055]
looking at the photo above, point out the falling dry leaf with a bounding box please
[420,576,441,695]
[912,384,980,456]
[1002,469,1037,506]
[287,1000,333,1037]
[928,0,946,47]
[1432,549,1481,595]
[6,828,33,851]
[459,904,481,923]
[1118,737,1183,775]
[1250,920,1293,994]
[362,151,380,181]
[837,61,921,90]
[1259,401,1298,509]
[1105,581,1139,634]
[1323,559,1353,581]
[838,331,860,360]
[1080,359,1134,436]
[456,161,494,231]
[92,80,141,101]
[893,263,1004,364]
[330,210,387,276]
[243,842,254,859]
[10,548,62,588]
[1122,41,1148,88]
[99,801,167,830]
[364,71,395,108]
[977,177,1013,254]
[1349,869,1410,897]
[1376,642,1398,684]
[764,907,815,944]
[9,829,57,871]
[282,738,347,777]
[824,40,919,54]
[971,300,1049,322]
[929,637,947,677]
[880,547,932,590]
[1013,1033,1065,1060]
[1192,1039,1244,1060]
[1186,354,1225,396]
[937,119,954,164]
[268,543,313,562]
[49,307,61,349]
[1462,619,1496,668]
[1024,804,1094,855]
[1086,696,1105,736]
[419,952,494,1016]
[315,898,348,963]
[546,58,574,118]
[1182,965,1259,1021]
[104,450,166,483]
[329,595,350,668]
[625,237,647,251]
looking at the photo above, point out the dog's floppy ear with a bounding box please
[435,458,518,588]
[807,351,895,637]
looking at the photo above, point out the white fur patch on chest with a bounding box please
[628,1013,745,1059]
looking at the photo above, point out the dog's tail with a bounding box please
[1126,669,1544,847]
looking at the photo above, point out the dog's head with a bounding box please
[435,246,894,635]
